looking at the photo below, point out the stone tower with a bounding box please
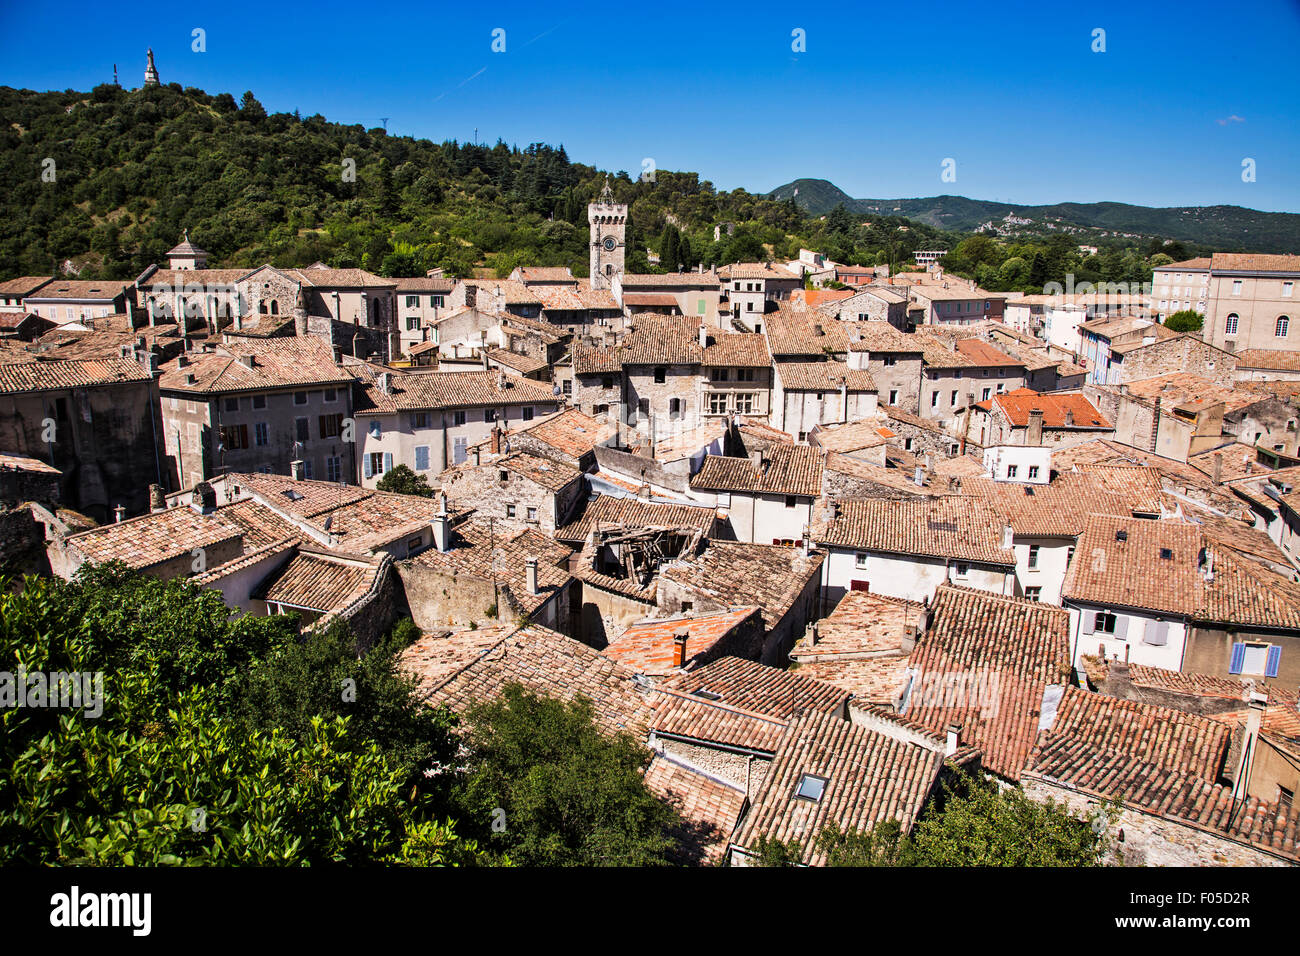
[144,48,159,87]
[588,176,626,291]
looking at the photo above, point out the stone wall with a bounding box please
[441,464,584,533]
[651,736,771,801]
[1118,336,1237,387]
[0,504,50,576]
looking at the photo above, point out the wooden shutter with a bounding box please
[239,424,248,449]
[1228,642,1246,674]
[319,415,328,439]
[1266,644,1282,678]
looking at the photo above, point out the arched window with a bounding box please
[1225,313,1239,336]
[259,300,268,314]
[1277,316,1290,337]
[270,300,279,316]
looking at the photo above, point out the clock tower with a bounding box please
[588,176,626,290]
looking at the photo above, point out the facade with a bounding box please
[23,280,135,326]
[688,446,823,545]
[1150,257,1211,321]
[1202,253,1300,354]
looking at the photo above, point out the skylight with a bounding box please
[795,773,827,802]
[282,489,304,501]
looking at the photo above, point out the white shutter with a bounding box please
[1114,615,1129,640]
[1080,610,1095,635]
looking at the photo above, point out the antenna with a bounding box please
[379,117,390,131]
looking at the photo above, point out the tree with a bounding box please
[451,684,681,866]
[375,464,435,497]
[1164,309,1203,333]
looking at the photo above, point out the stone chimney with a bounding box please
[914,465,924,487]
[526,557,539,596]
[490,426,503,456]
[1233,692,1269,799]
[190,481,217,515]
[1027,408,1044,447]
[431,506,451,553]
[290,459,305,481]
[945,723,962,757]
[1212,452,1223,485]
[672,629,689,668]
[149,483,166,513]
[1002,523,1014,549]
[1064,407,1074,427]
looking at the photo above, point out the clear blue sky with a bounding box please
[1,0,1297,211]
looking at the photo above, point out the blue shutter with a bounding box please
[383,452,393,474]
[414,446,429,471]
[1228,642,1246,674]
[363,455,373,479]
[1266,644,1282,678]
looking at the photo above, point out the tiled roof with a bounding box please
[555,494,716,544]
[509,407,616,459]
[398,624,520,694]
[718,262,800,281]
[604,607,761,676]
[731,711,944,865]
[701,333,771,368]
[903,585,1070,781]
[24,280,132,301]
[0,276,54,296]
[485,348,548,375]
[659,656,847,720]
[290,266,395,288]
[352,364,556,412]
[0,356,151,394]
[788,590,921,703]
[661,542,825,634]
[806,419,894,454]
[0,451,60,474]
[420,624,656,737]
[764,311,851,356]
[643,756,747,864]
[651,690,793,754]
[514,266,576,284]
[843,321,922,354]
[223,472,372,518]
[1233,349,1300,372]
[1122,374,1269,416]
[1154,258,1212,271]
[0,311,40,330]
[571,345,622,375]
[158,338,354,394]
[620,272,722,289]
[394,276,456,292]
[736,418,794,445]
[975,388,1110,428]
[814,497,1016,566]
[252,550,378,612]
[959,464,1164,536]
[490,451,584,492]
[690,446,824,498]
[1209,253,1300,274]
[619,316,704,365]
[775,361,877,392]
[1087,658,1299,705]
[954,338,1025,367]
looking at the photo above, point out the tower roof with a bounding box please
[167,230,207,258]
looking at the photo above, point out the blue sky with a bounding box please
[1,0,1297,211]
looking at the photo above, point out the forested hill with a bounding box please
[0,82,917,281]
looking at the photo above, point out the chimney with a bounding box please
[840,381,849,423]
[945,724,962,757]
[914,465,924,487]
[1234,692,1268,799]
[750,449,763,467]
[239,354,255,369]
[1064,408,1074,427]
[184,372,195,385]
[113,505,125,523]
[830,500,841,519]
[190,481,217,515]
[378,372,391,394]
[672,629,689,668]
[176,353,189,368]
[431,504,451,553]
[470,445,481,466]
[699,324,708,348]
[290,459,305,481]
[149,483,166,513]
[490,426,503,455]
[1001,523,1014,549]
[1027,408,1044,447]
[808,622,819,647]
[1212,452,1223,485]
[526,556,539,595]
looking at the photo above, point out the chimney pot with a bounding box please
[945,723,962,757]
[672,629,689,668]
[290,459,305,481]
[526,556,539,596]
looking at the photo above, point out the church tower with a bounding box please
[143,48,159,87]
[588,176,626,290]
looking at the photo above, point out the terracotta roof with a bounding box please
[394,276,456,292]
[619,272,721,289]
[1088,658,1299,705]
[903,585,1069,781]
[619,316,703,365]
[843,321,922,354]
[252,550,378,612]
[0,311,40,330]
[718,262,800,281]
[0,356,151,394]
[397,624,520,694]
[555,494,716,544]
[643,756,747,864]
[604,607,761,676]
[485,348,548,375]
[623,293,680,307]
[954,338,1025,367]
[420,624,657,737]
[1209,253,1300,274]
[0,276,54,297]
[764,311,851,357]
[158,338,353,394]
[1122,374,1269,416]
[814,497,1016,566]
[690,446,824,498]
[493,451,584,492]
[775,361,877,392]
[659,656,847,720]
[731,711,944,865]
[980,389,1110,428]
[24,280,132,301]
[571,345,622,376]
[788,590,920,703]
[289,266,395,289]
[662,543,825,634]
[959,464,1164,536]
[352,364,556,413]
[508,406,616,459]
[0,451,60,474]
[1233,349,1300,372]
[806,419,894,454]
[1154,258,1212,271]
[514,266,576,284]
[701,333,771,368]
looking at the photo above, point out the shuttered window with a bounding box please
[414,446,429,471]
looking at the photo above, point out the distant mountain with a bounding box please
[768,178,1300,254]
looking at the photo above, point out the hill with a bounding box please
[768,178,1300,253]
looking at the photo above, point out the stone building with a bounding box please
[439,449,586,534]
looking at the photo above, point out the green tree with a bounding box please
[1164,309,1203,333]
[451,684,681,866]
[375,464,435,497]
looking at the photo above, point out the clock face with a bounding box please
[602,237,617,252]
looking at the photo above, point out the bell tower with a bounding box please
[588,176,626,290]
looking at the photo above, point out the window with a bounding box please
[889,389,899,404]
[1094,611,1117,634]
[294,391,308,405]
[1007,465,1018,479]
[795,774,827,802]
[1027,466,1039,480]
[485,408,497,423]
[225,397,239,412]
[950,390,958,406]
[855,553,868,569]
[1230,641,1279,677]
[526,507,537,522]
[981,387,991,401]
[302,459,313,480]
[506,504,516,518]
[414,446,429,471]
[319,413,343,439]
[883,356,897,367]
[1028,544,1039,569]
[734,392,757,414]
[654,367,667,384]
[931,392,939,408]
[453,410,466,426]
[1232,280,1243,296]
[1024,587,1041,601]
[430,295,444,308]
[452,437,467,464]
[366,452,385,478]
[602,376,614,390]
[785,495,798,509]
[295,418,309,443]
[1225,313,1239,336]
[562,379,572,395]
[324,388,337,403]
[255,422,268,446]
[405,295,419,308]
[737,368,756,382]
[668,397,682,420]
[220,424,250,450]
[406,316,419,331]
[1278,316,1290,337]
[253,394,266,410]
[327,456,341,482]
[1285,282,1294,299]
[954,562,969,579]
[411,412,431,429]
[1280,786,1295,810]
[711,368,729,382]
